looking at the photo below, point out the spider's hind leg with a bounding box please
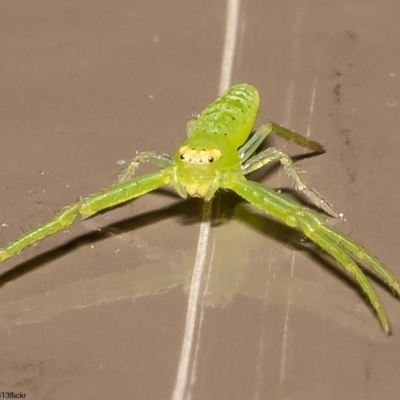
[116,151,173,184]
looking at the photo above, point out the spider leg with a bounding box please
[318,226,400,299]
[238,124,270,161]
[186,117,198,137]
[243,147,339,218]
[116,151,173,184]
[224,177,400,335]
[265,122,325,153]
[297,215,399,336]
[238,122,324,162]
[0,170,171,263]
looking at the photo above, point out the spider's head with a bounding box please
[172,133,240,200]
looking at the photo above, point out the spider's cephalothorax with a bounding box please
[173,132,241,200]
[0,83,399,335]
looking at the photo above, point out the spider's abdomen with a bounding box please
[192,83,260,148]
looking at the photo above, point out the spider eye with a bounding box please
[178,146,221,164]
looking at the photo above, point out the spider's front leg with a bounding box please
[0,170,171,264]
[116,151,173,184]
[223,176,400,335]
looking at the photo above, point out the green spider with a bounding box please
[0,83,399,335]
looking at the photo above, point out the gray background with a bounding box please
[0,1,399,399]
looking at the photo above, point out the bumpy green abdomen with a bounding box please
[193,83,260,148]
